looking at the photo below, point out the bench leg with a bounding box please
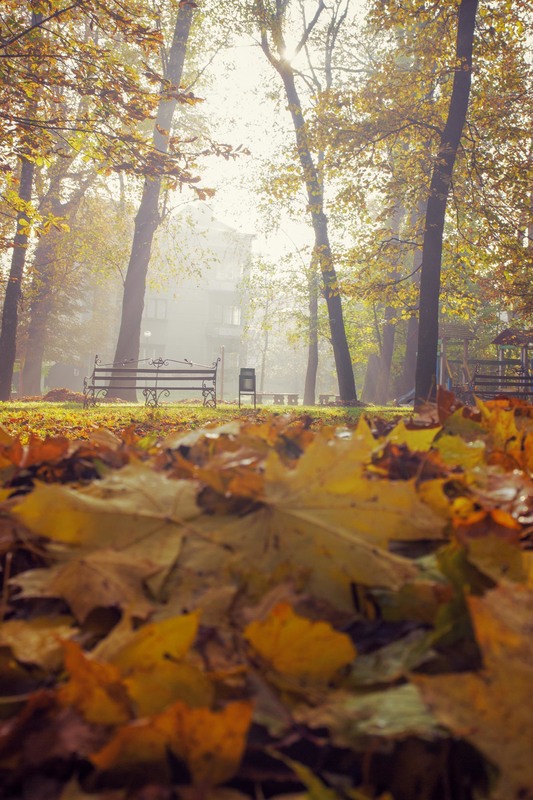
[83,390,96,408]
[143,388,159,407]
[202,386,216,407]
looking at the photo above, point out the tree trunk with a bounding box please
[398,199,426,398]
[109,2,195,399]
[20,231,57,395]
[259,298,270,394]
[398,315,418,399]
[21,180,89,395]
[374,203,404,404]
[0,9,42,401]
[277,67,356,402]
[21,280,52,396]
[414,0,479,406]
[361,353,381,404]
[375,308,396,405]
[303,253,319,405]
[0,157,35,400]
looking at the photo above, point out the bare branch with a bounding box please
[294,0,325,59]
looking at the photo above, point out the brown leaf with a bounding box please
[0,616,77,670]
[414,584,533,800]
[12,549,159,623]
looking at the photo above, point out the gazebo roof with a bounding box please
[439,322,476,341]
[491,328,533,347]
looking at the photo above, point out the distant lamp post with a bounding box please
[143,330,151,359]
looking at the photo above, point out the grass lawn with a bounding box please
[0,400,409,442]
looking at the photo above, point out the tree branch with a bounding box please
[0,1,83,49]
[294,0,325,59]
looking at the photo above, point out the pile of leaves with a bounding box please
[0,390,532,800]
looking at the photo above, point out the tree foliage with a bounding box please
[0,0,213,400]
[308,0,531,399]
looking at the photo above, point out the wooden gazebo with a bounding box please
[491,328,533,374]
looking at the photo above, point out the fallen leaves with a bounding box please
[0,401,533,799]
[91,700,253,789]
[0,616,76,674]
[12,549,159,623]
[58,641,133,725]
[414,584,533,800]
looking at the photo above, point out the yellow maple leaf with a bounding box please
[110,611,199,672]
[9,464,202,596]
[58,641,132,725]
[90,715,170,775]
[385,419,441,451]
[244,603,356,684]
[264,429,445,546]
[98,612,213,716]
[475,399,522,458]
[91,700,253,788]
[164,427,444,613]
[433,433,486,471]
[11,463,200,543]
[162,700,253,787]
[125,659,214,717]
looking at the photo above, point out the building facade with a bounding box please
[140,203,253,400]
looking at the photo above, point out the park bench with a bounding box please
[470,368,533,400]
[318,393,340,405]
[83,356,220,408]
[256,392,299,405]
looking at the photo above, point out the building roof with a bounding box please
[176,202,248,236]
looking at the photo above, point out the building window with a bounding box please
[213,305,241,326]
[224,305,241,325]
[144,298,168,320]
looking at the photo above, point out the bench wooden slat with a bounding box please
[471,370,533,399]
[93,371,217,379]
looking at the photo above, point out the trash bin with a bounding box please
[239,367,256,409]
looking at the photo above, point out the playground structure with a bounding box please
[438,325,533,400]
